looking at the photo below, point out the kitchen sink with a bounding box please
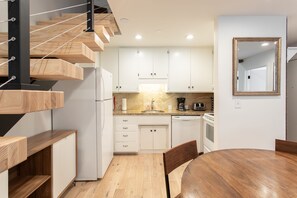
[141,110,165,113]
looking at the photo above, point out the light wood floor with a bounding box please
[62,154,189,198]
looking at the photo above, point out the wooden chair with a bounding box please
[163,140,198,198]
[275,139,297,154]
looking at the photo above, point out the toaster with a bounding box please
[193,102,205,111]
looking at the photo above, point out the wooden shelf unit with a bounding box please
[8,130,77,198]
[9,175,51,198]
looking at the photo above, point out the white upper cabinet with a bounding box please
[138,48,169,79]
[168,48,191,92]
[100,48,119,92]
[153,48,169,79]
[119,48,139,92]
[190,48,213,92]
[168,47,213,93]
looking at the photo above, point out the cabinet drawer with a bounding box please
[115,142,138,152]
[116,124,138,132]
[115,132,137,142]
[115,116,138,124]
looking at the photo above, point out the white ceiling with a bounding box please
[107,0,297,47]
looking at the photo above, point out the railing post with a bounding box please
[7,0,31,89]
[86,0,94,32]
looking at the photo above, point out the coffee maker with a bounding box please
[177,97,186,111]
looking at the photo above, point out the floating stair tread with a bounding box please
[37,14,118,36]
[30,24,107,49]
[0,41,95,63]
[0,58,84,80]
[62,13,120,35]
[27,130,76,157]
[0,136,27,173]
[9,175,51,198]
[0,90,64,114]
[31,24,110,44]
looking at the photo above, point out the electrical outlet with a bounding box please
[235,99,241,109]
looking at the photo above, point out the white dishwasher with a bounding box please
[172,116,202,152]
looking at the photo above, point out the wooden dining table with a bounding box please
[181,149,297,198]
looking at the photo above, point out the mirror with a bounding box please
[233,37,281,96]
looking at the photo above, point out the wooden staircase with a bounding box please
[0,13,120,115]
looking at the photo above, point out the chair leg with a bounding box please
[165,175,171,198]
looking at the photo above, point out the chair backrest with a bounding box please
[275,139,297,154]
[163,140,198,198]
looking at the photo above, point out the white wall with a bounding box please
[6,111,52,137]
[214,16,286,150]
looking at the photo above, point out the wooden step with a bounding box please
[0,137,27,173]
[0,59,84,80]
[37,14,116,36]
[62,13,120,35]
[0,41,95,63]
[0,90,64,114]
[31,24,110,43]
[30,25,106,50]
[9,175,51,198]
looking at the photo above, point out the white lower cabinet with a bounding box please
[0,170,8,198]
[114,115,171,153]
[140,126,167,150]
[114,116,139,153]
[52,133,76,198]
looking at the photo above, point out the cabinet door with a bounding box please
[0,170,8,198]
[119,48,139,92]
[140,126,154,150]
[153,48,169,79]
[190,48,213,92]
[52,133,76,198]
[168,48,191,92]
[138,48,154,79]
[100,48,119,92]
[153,126,167,150]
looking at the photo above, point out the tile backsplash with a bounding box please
[114,91,213,111]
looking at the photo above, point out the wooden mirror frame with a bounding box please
[232,37,281,96]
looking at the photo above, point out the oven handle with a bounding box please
[203,116,214,124]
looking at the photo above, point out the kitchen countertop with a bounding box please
[113,109,213,116]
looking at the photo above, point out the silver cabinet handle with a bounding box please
[123,127,128,129]
[123,134,128,137]
[154,73,156,75]
[150,130,153,132]
[123,120,128,122]
[192,86,194,89]
[188,86,191,89]
[123,145,128,148]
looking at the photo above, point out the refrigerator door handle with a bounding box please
[101,72,106,100]
[102,102,105,135]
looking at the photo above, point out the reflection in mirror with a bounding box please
[233,38,281,96]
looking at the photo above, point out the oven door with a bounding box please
[203,116,214,152]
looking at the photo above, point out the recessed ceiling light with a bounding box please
[135,34,142,40]
[261,42,269,47]
[186,34,194,40]
[120,18,129,23]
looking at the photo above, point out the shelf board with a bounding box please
[27,130,76,157]
[0,137,27,173]
[9,175,51,198]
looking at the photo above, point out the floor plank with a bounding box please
[62,154,189,198]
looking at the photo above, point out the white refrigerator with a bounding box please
[53,67,113,180]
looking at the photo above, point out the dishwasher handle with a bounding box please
[172,116,200,121]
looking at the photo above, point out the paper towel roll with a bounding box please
[122,98,127,111]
